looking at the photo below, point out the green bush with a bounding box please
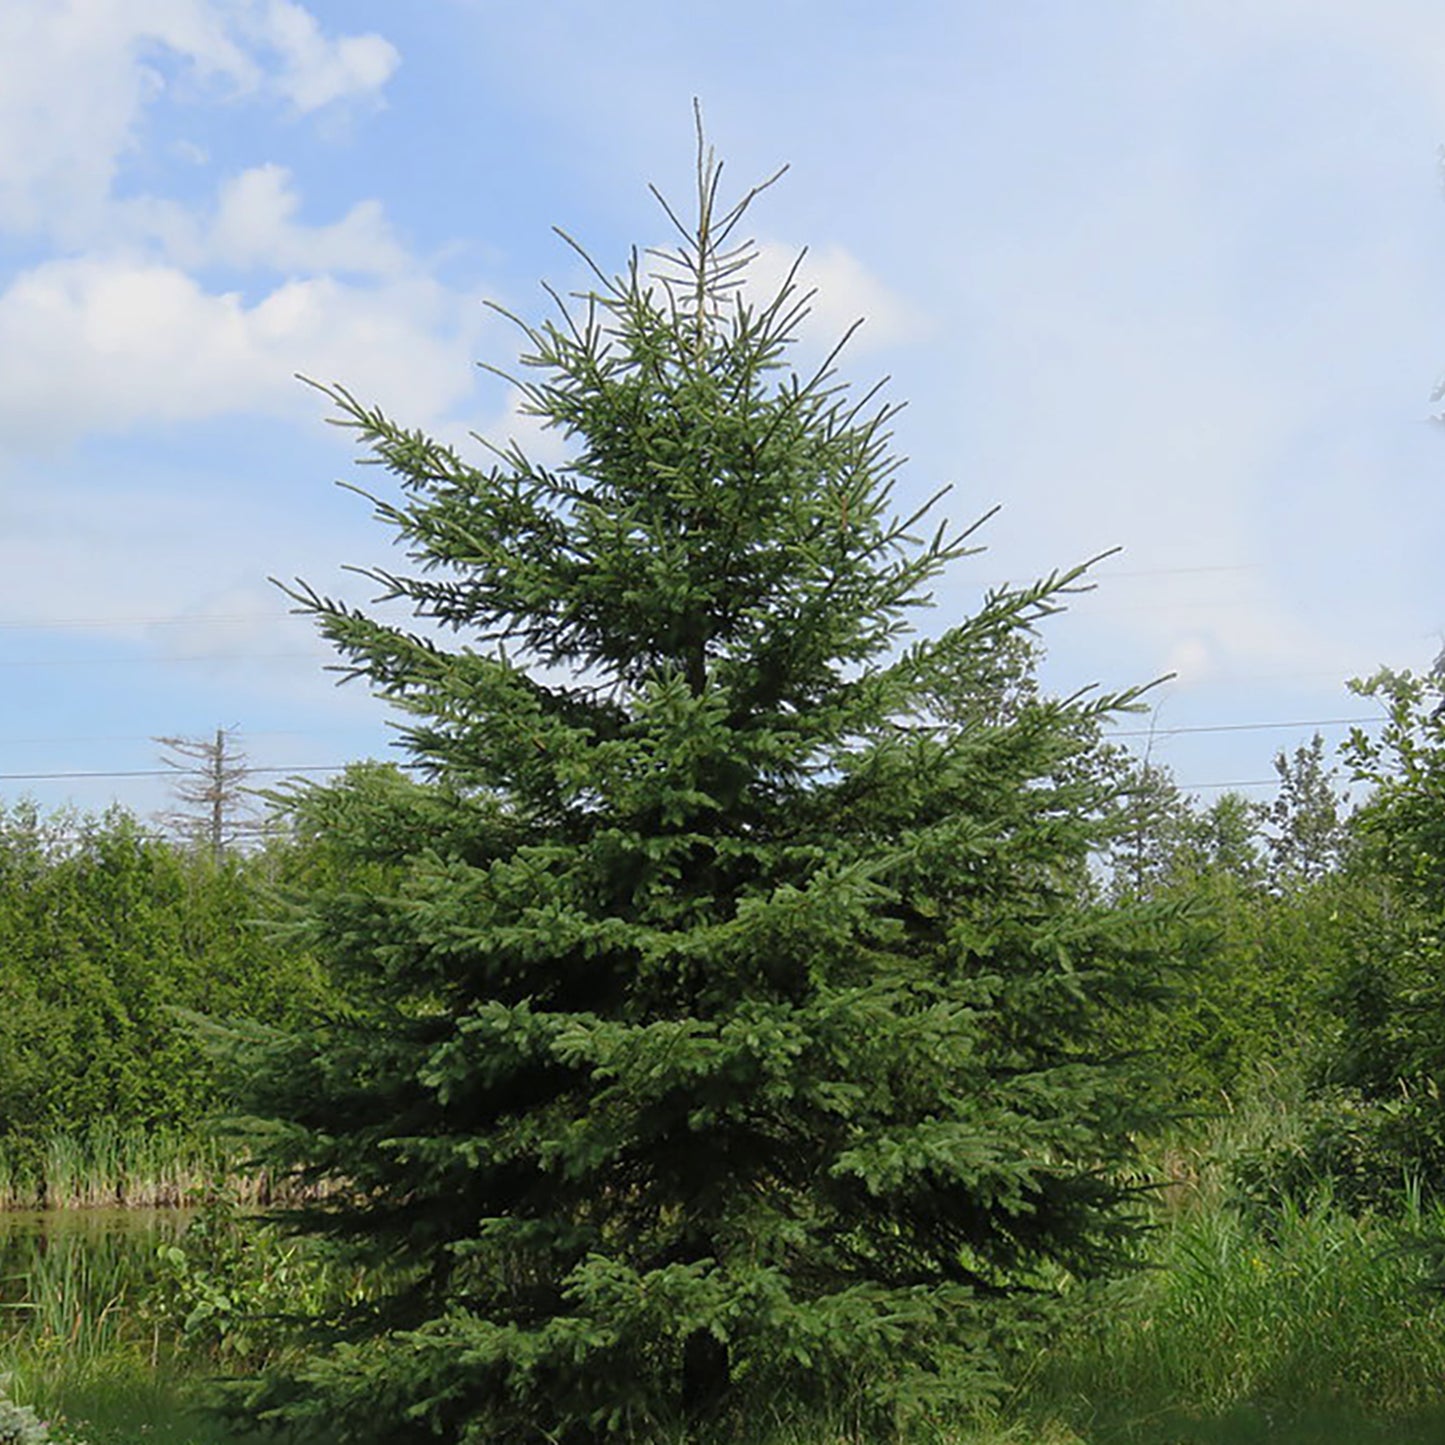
[1228,1084,1445,1219]
[1033,1189,1445,1430]
[0,801,336,1152]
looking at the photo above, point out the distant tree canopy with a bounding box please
[1332,670,1445,1097]
[1096,736,1368,1108]
[0,800,329,1145]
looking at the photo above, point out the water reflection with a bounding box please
[0,1209,191,1352]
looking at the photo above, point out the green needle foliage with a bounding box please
[234,133,1170,1443]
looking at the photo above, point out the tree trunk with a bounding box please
[682,1327,730,1420]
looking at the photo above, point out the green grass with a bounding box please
[0,1126,236,1211]
[0,1204,295,1443]
[5,1108,1445,1444]
[0,1123,321,1213]
[1038,1193,1445,1417]
[981,1111,1445,1445]
[5,1365,247,1445]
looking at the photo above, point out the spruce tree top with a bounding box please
[245,125,1165,1444]
[290,132,1101,816]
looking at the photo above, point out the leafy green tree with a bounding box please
[1103,756,1196,900]
[1185,791,1268,885]
[1217,671,1445,1215]
[1344,670,1445,911]
[1265,732,1349,888]
[1098,760,1363,1109]
[1103,753,1268,904]
[0,799,332,1153]
[232,142,1170,1442]
[1332,669,1445,1097]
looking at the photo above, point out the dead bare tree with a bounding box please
[154,726,258,860]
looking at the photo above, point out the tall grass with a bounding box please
[1030,1190,1445,1423]
[0,1124,296,1210]
[5,1089,1445,1445]
[0,1213,190,1373]
[27,1370,261,1445]
[1001,1077,1445,1443]
[0,1204,349,1444]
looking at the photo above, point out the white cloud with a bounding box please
[0,0,397,243]
[641,235,924,362]
[1139,583,1368,690]
[244,0,398,114]
[463,386,572,471]
[212,165,407,272]
[171,139,211,167]
[747,240,929,355]
[0,256,487,447]
[1160,636,1216,687]
[0,3,474,451]
[120,164,411,276]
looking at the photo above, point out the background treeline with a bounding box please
[1100,665,1445,1224]
[0,798,342,1201]
[0,672,1434,1189]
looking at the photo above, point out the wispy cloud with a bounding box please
[0,0,396,243]
[747,240,931,356]
[0,2,481,451]
[243,0,398,115]
[0,258,487,448]
[119,164,412,276]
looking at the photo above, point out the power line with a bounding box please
[0,712,1393,753]
[0,613,297,631]
[1185,778,1284,791]
[0,651,1390,689]
[0,711,1395,785]
[1087,564,1263,579]
[0,768,1317,798]
[1,762,1282,791]
[1109,715,1380,739]
[0,653,320,668]
[0,729,376,746]
[0,764,347,782]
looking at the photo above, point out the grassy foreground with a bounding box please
[5,1154,1445,1444]
[1011,1186,1445,1443]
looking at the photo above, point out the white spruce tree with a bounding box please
[233,133,1169,1442]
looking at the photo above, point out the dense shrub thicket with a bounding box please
[0,801,331,1148]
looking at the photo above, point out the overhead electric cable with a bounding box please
[0,653,320,667]
[1110,715,1380,739]
[0,613,297,630]
[0,712,1396,753]
[0,765,347,782]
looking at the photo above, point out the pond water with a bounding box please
[0,1209,336,1445]
[0,1208,193,1352]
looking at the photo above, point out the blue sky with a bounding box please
[3,0,1444,826]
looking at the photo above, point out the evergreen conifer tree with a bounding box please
[235,133,1167,1442]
